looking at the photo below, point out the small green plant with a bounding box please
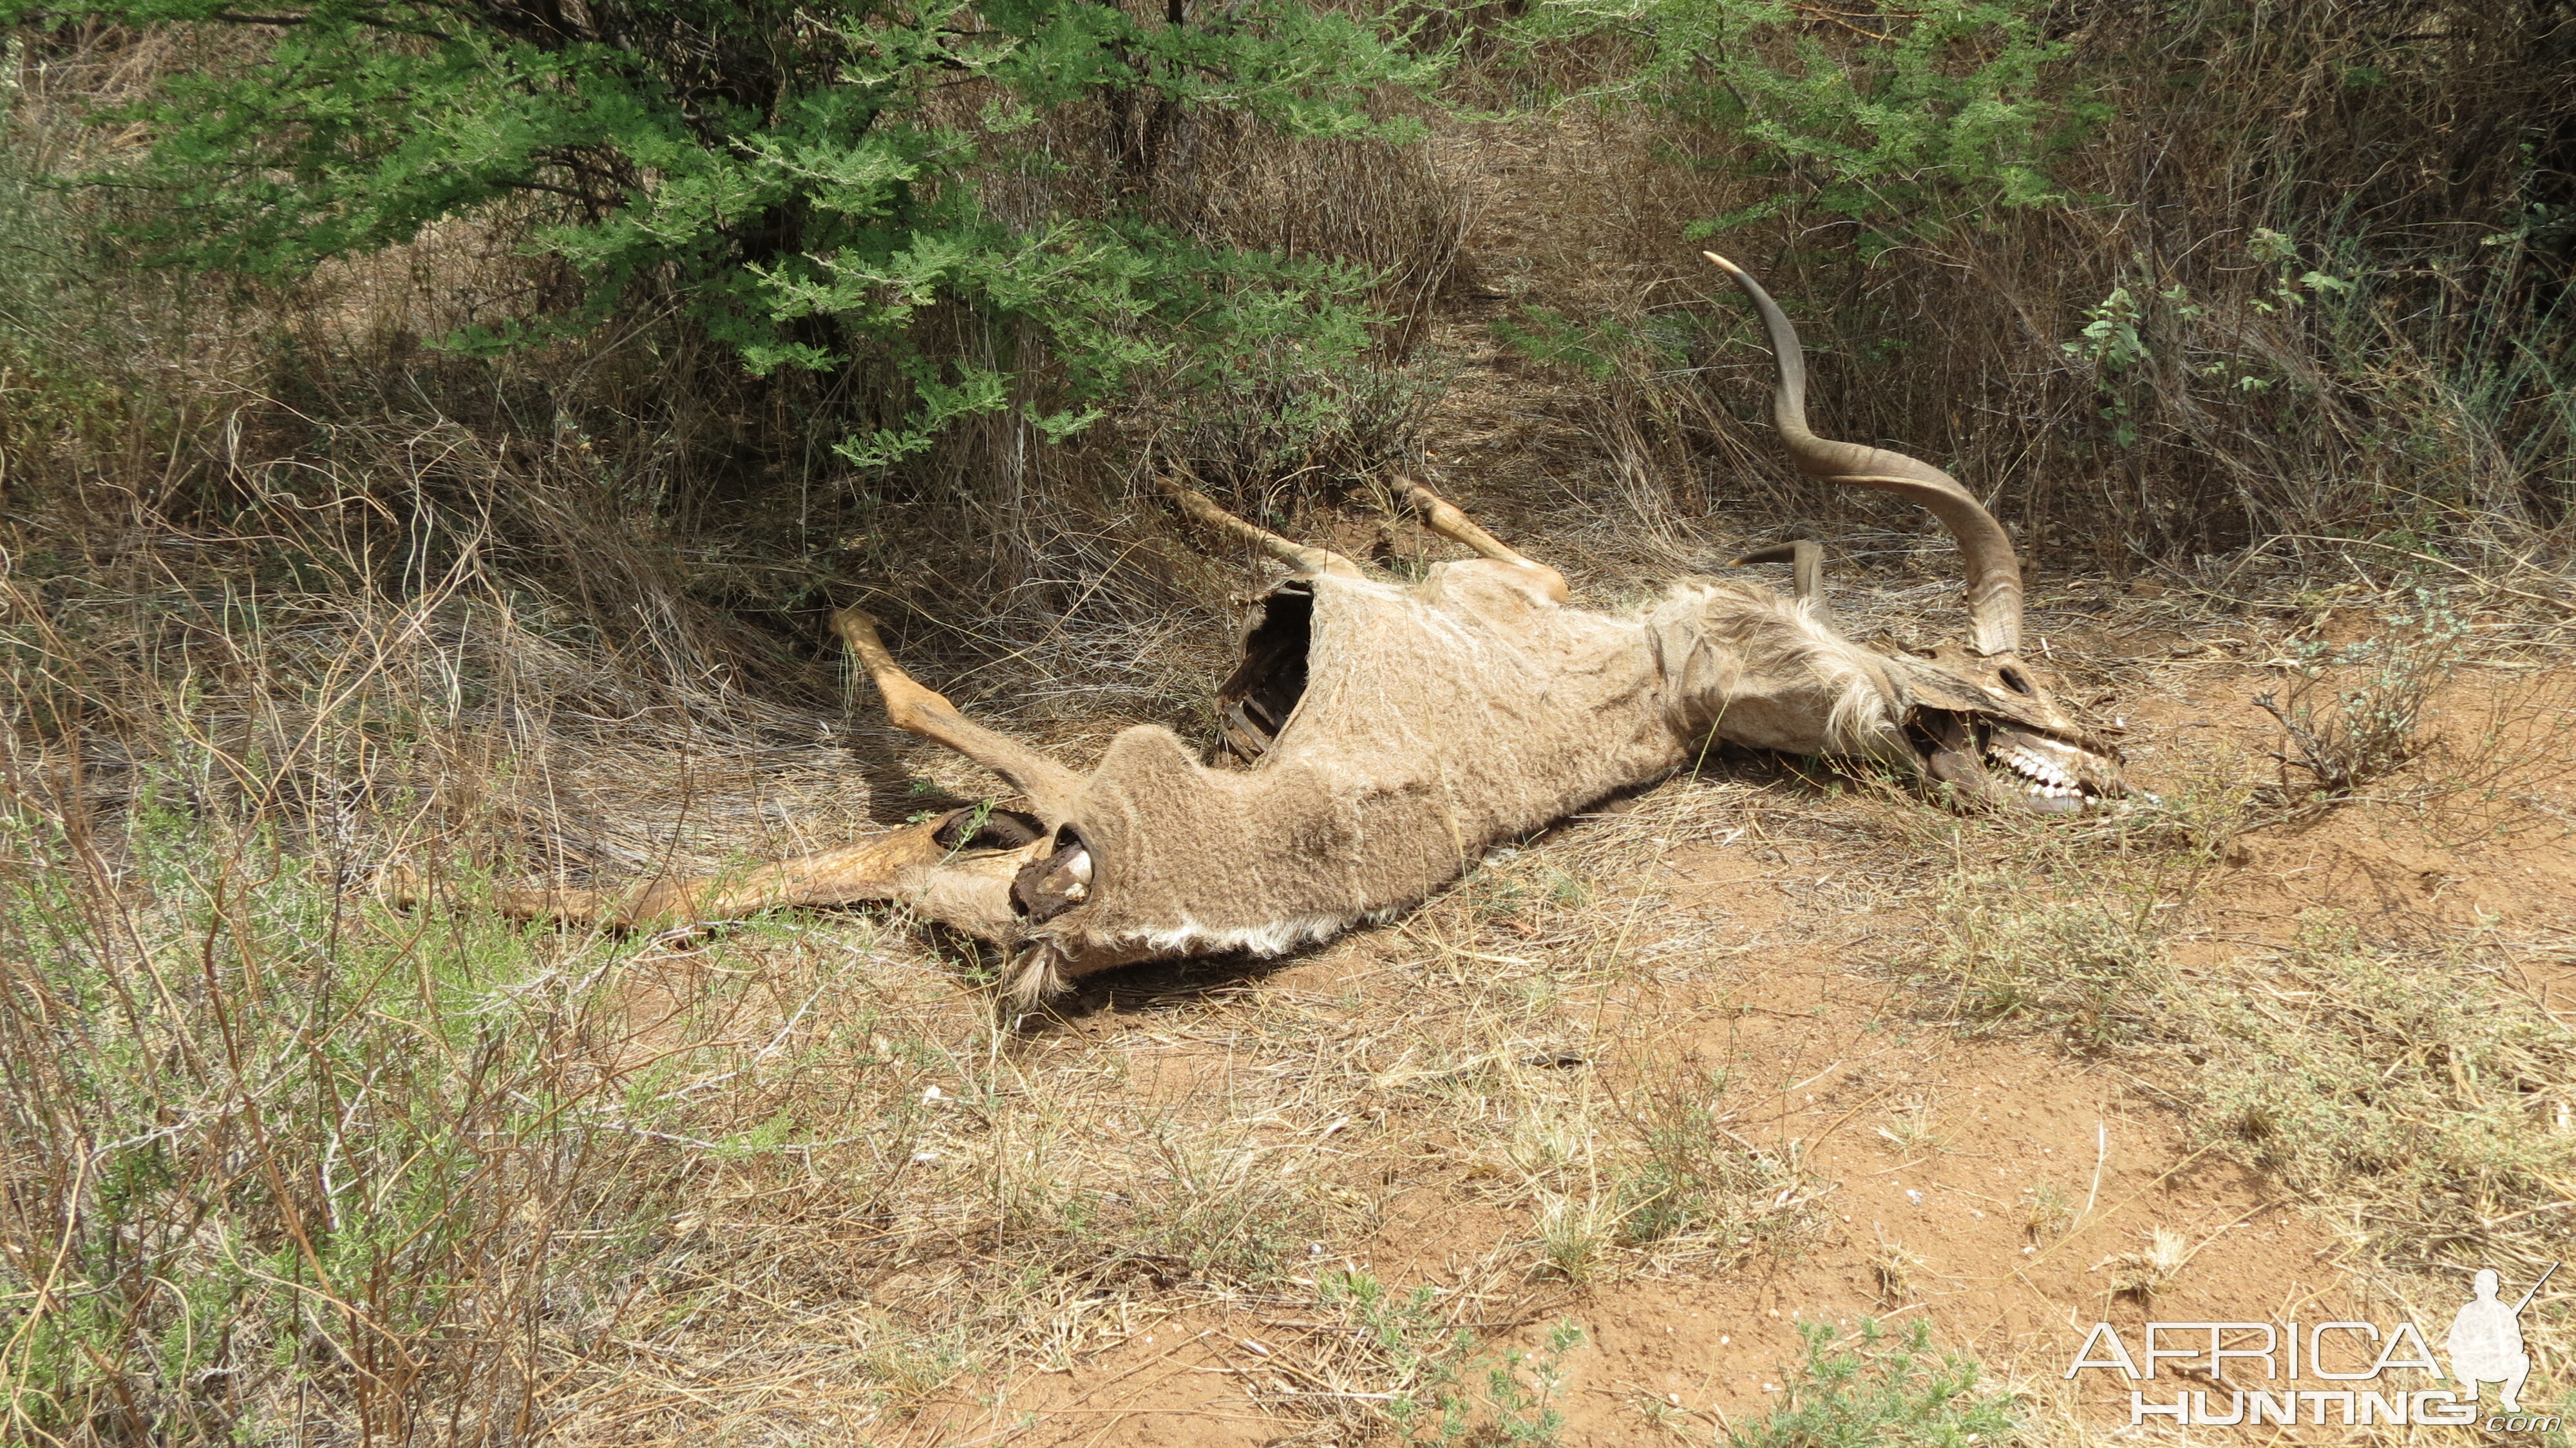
[1919,875,2170,1045]
[2021,1184,2074,1241]
[2063,285,2148,444]
[2254,587,2467,803]
[1874,1100,1946,1156]
[1287,1277,1586,1445]
[1529,1192,1604,1284]
[1481,1322,1584,1447]
[2246,227,2354,315]
[1303,1270,1477,1440]
[1726,1317,2021,1447]
[1613,1062,1809,1255]
[2065,286,2148,372]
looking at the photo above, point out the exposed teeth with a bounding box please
[1983,747,2094,802]
[1065,850,1094,885]
[1988,747,2055,784]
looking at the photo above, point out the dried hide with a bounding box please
[1014,564,1902,997]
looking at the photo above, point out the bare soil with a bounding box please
[850,655,2570,1447]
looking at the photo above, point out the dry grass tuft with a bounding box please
[1918,872,2172,1047]
[2189,922,2576,1284]
[2097,1227,2193,1301]
[2020,1185,2076,1244]
[1870,1230,1932,1306]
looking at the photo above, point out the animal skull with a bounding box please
[408,259,2128,1004]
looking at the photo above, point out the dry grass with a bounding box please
[2188,922,2576,1282]
[8,8,2576,1445]
[1869,1231,1932,1306]
[1917,871,2173,1047]
[0,497,1909,1442]
[8,497,2571,1442]
[1886,738,2576,1428]
[0,541,1823,1442]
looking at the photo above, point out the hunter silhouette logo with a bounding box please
[2065,1263,2561,1429]
[2448,1264,2551,1414]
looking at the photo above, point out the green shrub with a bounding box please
[2255,587,2468,803]
[4,0,1441,464]
[1511,0,2094,247]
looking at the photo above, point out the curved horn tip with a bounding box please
[1701,251,1745,275]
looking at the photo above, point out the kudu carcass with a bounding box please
[430,258,2126,1007]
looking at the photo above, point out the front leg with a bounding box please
[385,806,1043,936]
[1396,477,1569,604]
[1153,475,1365,578]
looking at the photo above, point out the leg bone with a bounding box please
[386,807,1039,931]
[1396,477,1569,603]
[1154,475,1365,578]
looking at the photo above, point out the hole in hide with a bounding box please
[1211,582,1314,765]
[1012,825,1094,922]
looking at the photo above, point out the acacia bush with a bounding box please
[0,6,1474,685]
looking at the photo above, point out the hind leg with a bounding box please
[1395,477,1568,604]
[834,607,1088,827]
